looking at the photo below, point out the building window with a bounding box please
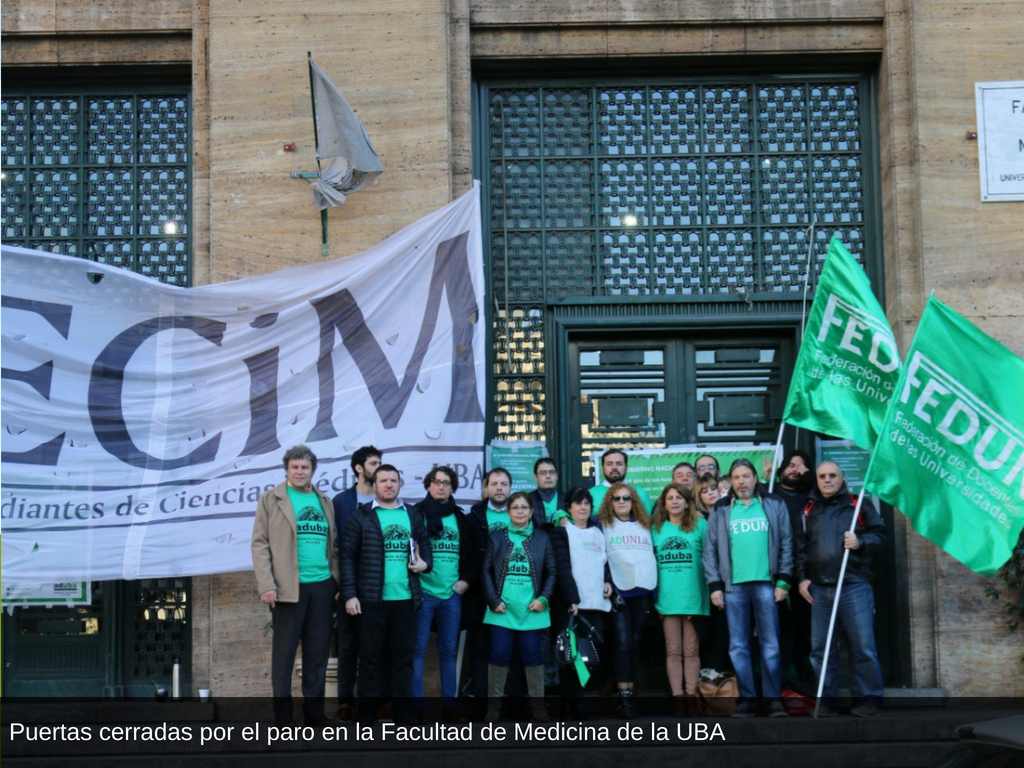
[2,89,192,286]
[478,75,879,444]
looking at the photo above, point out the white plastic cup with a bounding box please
[199,688,211,702]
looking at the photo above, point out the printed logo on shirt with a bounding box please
[729,519,768,535]
[296,505,327,536]
[507,545,531,577]
[657,536,694,564]
[432,525,460,555]
[383,524,409,553]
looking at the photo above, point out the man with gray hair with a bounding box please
[704,458,794,718]
[797,461,886,718]
[252,445,339,727]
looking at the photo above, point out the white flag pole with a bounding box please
[812,491,866,718]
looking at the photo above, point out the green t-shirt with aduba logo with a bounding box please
[376,507,412,601]
[287,486,331,584]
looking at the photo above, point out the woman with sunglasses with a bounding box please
[596,482,656,719]
[651,483,709,716]
[548,487,612,720]
[482,491,556,722]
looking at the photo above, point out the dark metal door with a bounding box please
[567,330,791,488]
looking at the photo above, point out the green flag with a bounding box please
[863,297,1024,576]
[782,237,901,450]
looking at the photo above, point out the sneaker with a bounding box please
[731,702,757,718]
[768,701,789,718]
[851,705,880,718]
[815,704,838,718]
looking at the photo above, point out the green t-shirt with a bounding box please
[287,486,331,584]
[376,507,412,601]
[421,514,460,599]
[652,517,709,616]
[728,497,771,584]
[486,507,510,534]
[483,523,549,631]
[541,495,559,524]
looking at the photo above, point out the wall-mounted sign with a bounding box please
[975,81,1024,202]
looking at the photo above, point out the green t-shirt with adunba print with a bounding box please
[287,486,331,584]
[652,517,709,616]
[376,507,412,601]
[483,524,549,631]
[421,514,460,599]
[728,497,771,584]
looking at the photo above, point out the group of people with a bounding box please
[251,443,886,726]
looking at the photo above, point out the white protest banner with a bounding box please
[1,184,485,582]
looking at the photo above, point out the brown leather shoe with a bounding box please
[334,703,354,721]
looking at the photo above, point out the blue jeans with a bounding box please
[412,591,462,709]
[810,581,884,707]
[724,581,782,705]
[490,626,543,667]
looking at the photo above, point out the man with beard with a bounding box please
[797,461,886,718]
[331,445,382,720]
[589,448,653,512]
[774,449,815,689]
[704,458,793,718]
[341,465,432,724]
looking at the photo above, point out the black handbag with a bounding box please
[556,613,603,670]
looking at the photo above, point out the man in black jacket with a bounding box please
[774,448,815,689]
[342,464,432,724]
[529,458,562,527]
[331,445,382,720]
[797,461,886,718]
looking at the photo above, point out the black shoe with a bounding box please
[615,691,636,720]
[305,714,340,727]
[274,716,297,727]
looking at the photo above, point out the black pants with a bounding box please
[357,599,416,721]
[336,597,359,705]
[611,594,652,684]
[699,603,732,673]
[271,577,335,719]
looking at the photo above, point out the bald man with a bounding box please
[796,461,886,718]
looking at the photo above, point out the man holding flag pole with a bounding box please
[797,461,887,717]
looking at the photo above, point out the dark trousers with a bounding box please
[699,604,732,673]
[611,593,652,684]
[336,597,359,705]
[357,599,416,721]
[271,577,335,719]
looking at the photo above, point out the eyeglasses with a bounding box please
[509,505,532,513]
[611,495,633,502]
[696,464,717,471]
[431,478,452,487]
[536,469,558,476]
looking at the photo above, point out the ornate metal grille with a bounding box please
[2,90,191,286]
[129,578,190,682]
[483,76,875,444]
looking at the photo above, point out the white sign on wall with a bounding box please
[975,80,1024,202]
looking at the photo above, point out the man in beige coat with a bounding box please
[252,445,340,726]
